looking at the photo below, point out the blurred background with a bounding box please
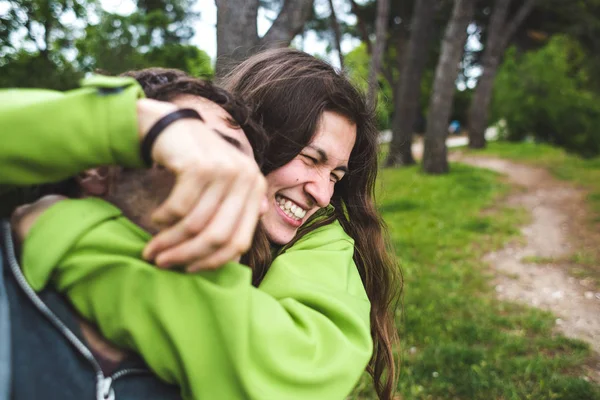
[2,0,599,398]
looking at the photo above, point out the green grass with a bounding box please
[349,160,600,399]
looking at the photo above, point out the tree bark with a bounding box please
[349,0,372,54]
[327,0,344,70]
[423,0,475,174]
[385,0,437,167]
[367,0,390,108]
[467,0,537,148]
[215,0,260,77]
[259,0,314,48]
[215,0,314,77]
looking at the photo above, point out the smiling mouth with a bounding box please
[275,194,307,221]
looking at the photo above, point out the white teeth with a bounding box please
[275,195,307,221]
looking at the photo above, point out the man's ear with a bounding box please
[76,167,111,196]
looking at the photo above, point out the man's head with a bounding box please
[80,68,266,233]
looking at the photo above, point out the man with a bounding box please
[0,70,267,399]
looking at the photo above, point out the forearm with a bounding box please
[0,76,144,185]
[22,199,373,400]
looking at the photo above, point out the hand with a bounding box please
[135,99,268,271]
[11,195,67,243]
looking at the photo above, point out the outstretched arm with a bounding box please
[0,76,145,185]
[2,77,267,269]
[21,198,373,400]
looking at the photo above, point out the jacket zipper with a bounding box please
[2,222,148,400]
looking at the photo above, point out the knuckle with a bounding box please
[234,238,251,254]
[168,205,187,221]
[182,218,202,235]
[256,175,267,192]
[207,232,228,248]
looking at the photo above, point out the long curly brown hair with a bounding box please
[222,48,403,400]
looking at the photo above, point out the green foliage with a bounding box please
[0,50,82,90]
[345,43,393,130]
[0,0,89,89]
[76,1,208,77]
[492,35,600,157]
[145,44,213,79]
[0,0,209,88]
[349,158,600,398]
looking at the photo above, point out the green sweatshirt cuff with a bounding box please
[80,76,146,169]
[22,198,123,291]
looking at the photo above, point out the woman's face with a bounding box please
[262,111,357,245]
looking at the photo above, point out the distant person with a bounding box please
[448,120,461,135]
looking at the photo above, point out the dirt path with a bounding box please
[452,154,600,377]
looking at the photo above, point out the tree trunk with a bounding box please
[327,0,344,69]
[215,0,314,77]
[349,0,372,54]
[259,0,314,48]
[367,0,390,108]
[385,0,437,167]
[423,0,475,174]
[215,0,260,77]
[468,0,537,148]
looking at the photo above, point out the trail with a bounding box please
[452,154,600,380]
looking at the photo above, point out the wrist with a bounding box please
[136,99,178,142]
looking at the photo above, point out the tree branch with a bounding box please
[327,0,344,69]
[260,0,314,48]
[367,0,390,105]
[349,0,372,54]
[501,0,537,50]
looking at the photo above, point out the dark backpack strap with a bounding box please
[0,220,13,399]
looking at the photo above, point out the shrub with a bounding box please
[492,35,600,157]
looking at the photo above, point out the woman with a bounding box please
[19,49,402,399]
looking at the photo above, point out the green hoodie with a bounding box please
[1,78,373,399]
[0,75,144,216]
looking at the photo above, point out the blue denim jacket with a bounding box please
[0,221,181,400]
[0,240,10,400]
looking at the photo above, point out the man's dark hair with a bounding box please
[122,68,267,165]
[16,68,267,207]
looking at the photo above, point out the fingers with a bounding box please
[150,170,208,228]
[143,177,229,260]
[185,175,267,272]
[153,173,266,271]
[138,106,267,270]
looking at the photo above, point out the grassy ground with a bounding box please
[349,154,600,399]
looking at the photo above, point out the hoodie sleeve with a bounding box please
[21,197,373,400]
[0,75,144,185]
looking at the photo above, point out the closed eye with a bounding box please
[330,173,345,183]
[301,154,318,164]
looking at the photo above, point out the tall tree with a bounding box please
[423,0,475,174]
[215,0,314,77]
[0,0,88,89]
[385,0,437,167]
[75,0,205,76]
[467,0,537,148]
[327,0,344,69]
[367,0,391,107]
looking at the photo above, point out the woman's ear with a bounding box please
[76,167,111,196]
